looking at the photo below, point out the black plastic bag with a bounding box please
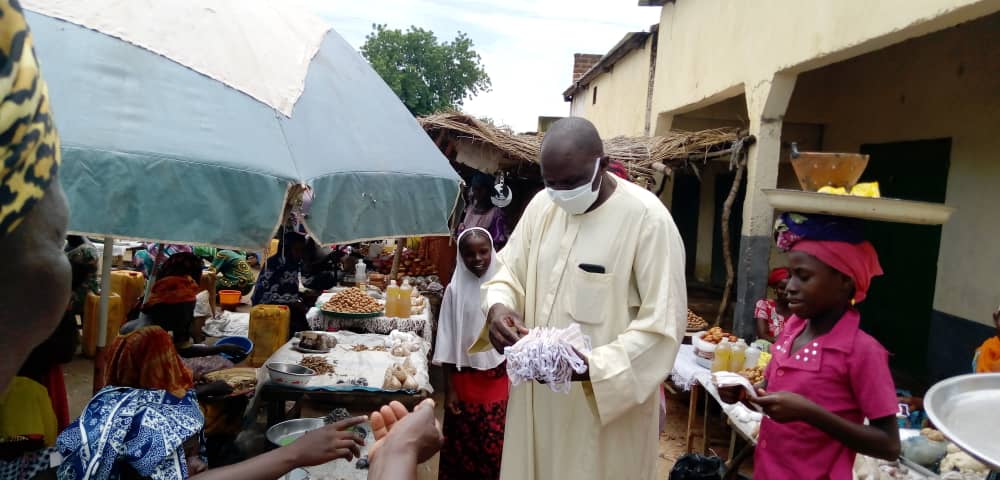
[669,454,723,480]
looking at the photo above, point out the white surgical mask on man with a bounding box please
[546,157,602,215]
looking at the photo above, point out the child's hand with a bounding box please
[285,416,367,467]
[751,389,819,423]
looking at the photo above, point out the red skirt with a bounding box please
[439,364,509,480]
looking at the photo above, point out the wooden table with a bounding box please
[685,373,758,476]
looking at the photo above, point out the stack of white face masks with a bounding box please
[504,324,593,393]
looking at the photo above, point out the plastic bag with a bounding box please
[669,454,723,480]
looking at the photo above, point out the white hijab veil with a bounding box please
[432,227,505,371]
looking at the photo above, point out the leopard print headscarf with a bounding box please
[0,0,61,236]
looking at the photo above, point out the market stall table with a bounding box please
[253,330,433,427]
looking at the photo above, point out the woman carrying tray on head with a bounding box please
[722,213,900,479]
[432,227,508,480]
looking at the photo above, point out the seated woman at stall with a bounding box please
[974,305,1000,373]
[432,228,507,480]
[753,267,791,346]
[193,247,255,296]
[252,230,310,335]
[722,213,900,479]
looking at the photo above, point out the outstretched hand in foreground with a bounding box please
[367,399,444,480]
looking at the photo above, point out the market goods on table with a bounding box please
[264,331,433,393]
[321,288,381,314]
[298,332,336,351]
[686,309,708,331]
[381,357,419,391]
[738,366,765,385]
[203,367,257,392]
[373,249,438,278]
[692,327,737,368]
[700,326,738,344]
[299,356,336,375]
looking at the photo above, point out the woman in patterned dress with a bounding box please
[432,228,508,480]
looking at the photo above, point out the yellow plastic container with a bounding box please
[110,270,146,314]
[248,304,290,367]
[81,292,125,357]
[264,238,280,260]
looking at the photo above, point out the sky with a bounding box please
[292,0,661,132]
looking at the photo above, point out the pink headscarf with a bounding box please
[791,239,883,303]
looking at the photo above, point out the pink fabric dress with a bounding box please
[755,309,898,480]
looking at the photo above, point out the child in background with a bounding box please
[974,305,1000,373]
[722,213,900,479]
[432,228,507,480]
[754,267,792,344]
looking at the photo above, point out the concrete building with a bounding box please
[564,26,659,137]
[570,0,1000,385]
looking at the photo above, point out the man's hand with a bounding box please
[285,416,367,466]
[487,304,528,354]
[751,389,820,423]
[570,346,590,382]
[445,388,462,415]
[369,399,443,463]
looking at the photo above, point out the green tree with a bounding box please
[361,24,491,116]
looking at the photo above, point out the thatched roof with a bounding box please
[419,112,752,186]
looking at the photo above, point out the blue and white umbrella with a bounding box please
[22,0,460,358]
[25,0,460,250]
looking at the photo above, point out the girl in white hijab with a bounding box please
[432,227,507,480]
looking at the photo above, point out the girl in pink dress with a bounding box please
[724,213,900,479]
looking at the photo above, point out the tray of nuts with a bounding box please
[320,288,383,318]
[738,366,765,386]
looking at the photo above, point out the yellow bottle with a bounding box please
[729,339,747,372]
[385,280,400,318]
[711,339,732,372]
[398,279,413,318]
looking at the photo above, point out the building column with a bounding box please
[732,74,797,338]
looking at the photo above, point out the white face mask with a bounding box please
[546,157,602,215]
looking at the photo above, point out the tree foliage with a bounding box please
[361,24,491,116]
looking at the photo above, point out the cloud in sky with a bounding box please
[292,0,660,132]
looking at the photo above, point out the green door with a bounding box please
[857,139,950,385]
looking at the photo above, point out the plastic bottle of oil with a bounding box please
[398,279,413,318]
[711,339,732,372]
[729,339,748,372]
[385,280,400,317]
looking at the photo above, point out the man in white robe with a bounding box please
[472,118,687,480]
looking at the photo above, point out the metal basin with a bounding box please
[266,362,315,387]
[266,417,325,447]
[924,373,1000,471]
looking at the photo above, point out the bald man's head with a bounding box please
[540,117,607,191]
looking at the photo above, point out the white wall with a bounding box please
[567,40,652,137]
[650,0,1000,127]
[782,13,1000,325]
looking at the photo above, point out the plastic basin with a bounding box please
[216,336,253,363]
[218,290,242,305]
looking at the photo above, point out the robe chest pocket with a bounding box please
[565,269,613,324]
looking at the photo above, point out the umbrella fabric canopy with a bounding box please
[25,1,460,250]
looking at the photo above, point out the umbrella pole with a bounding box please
[390,238,404,281]
[92,237,115,394]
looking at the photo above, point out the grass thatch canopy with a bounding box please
[419,112,752,186]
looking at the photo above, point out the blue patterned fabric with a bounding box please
[251,255,302,306]
[56,387,203,480]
